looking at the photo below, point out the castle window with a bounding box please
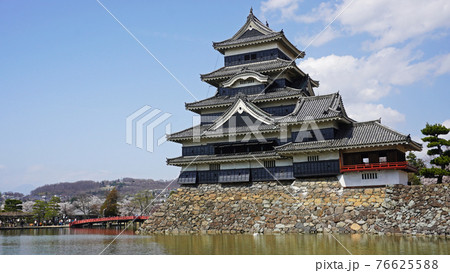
[251,54,256,60]
[379,151,387,163]
[362,153,369,164]
[244,55,250,61]
[362,173,377,180]
[209,164,220,171]
[239,78,255,85]
[308,155,319,162]
[263,160,275,168]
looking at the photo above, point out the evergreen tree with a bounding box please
[420,123,450,184]
[100,187,119,217]
[406,152,425,185]
[4,199,23,212]
[45,196,61,222]
[32,200,47,223]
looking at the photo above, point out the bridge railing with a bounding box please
[69,216,149,227]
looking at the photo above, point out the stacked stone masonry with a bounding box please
[139,181,449,236]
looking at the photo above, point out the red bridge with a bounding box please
[69,216,149,228]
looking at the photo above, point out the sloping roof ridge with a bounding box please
[352,120,408,140]
[372,120,409,139]
[334,92,355,122]
[290,97,306,116]
[167,124,207,139]
[302,92,336,100]
[185,94,219,106]
[328,92,339,108]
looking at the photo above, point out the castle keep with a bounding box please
[167,10,421,187]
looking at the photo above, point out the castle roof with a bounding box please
[170,92,353,142]
[276,92,350,122]
[212,9,304,58]
[185,87,306,111]
[167,151,281,166]
[276,120,422,153]
[200,58,305,84]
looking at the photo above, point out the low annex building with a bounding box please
[167,10,421,187]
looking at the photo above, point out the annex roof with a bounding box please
[275,120,422,153]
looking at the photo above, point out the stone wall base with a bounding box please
[138,181,449,236]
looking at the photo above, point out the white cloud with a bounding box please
[261,0,300,21]
[299,46,450,125]
[262,0,450,49]
[345,103,405,127]
[442,119,450,140]
[335,0,450,50]
[435,54,450,76]
[296,26,341,47]
[300,47,450,102]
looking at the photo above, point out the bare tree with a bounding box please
[22,201,35,213]
[132,190,154,215]
[73,195,103,216]
[59,202,75,216]
[119,197,138,216]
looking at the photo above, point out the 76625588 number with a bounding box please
[376,260,438,270]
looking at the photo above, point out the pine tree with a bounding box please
[100,187,119,217]
[32,200,47,223]
[45,196,61,222]
[4,199,23,212]
[420,123,450,184]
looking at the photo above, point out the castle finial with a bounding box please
[266,20,269,27]
[250,7,253,14]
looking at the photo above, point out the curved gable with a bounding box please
[209,98,274,131]
[222,70,269,88]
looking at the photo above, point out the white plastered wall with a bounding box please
[293,151,339,162]
[338,170,408,187]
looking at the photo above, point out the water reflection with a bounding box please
[0,228,448,255]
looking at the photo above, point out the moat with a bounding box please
[0,228,447,255]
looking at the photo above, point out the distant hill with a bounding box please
[28,178,178,200]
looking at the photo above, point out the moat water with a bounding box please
[0,228,448,255]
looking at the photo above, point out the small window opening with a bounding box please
[308,155,319,162]
[209,164,220,171]
[263,160,275,168]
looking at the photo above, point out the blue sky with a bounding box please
[0,0,449,194]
